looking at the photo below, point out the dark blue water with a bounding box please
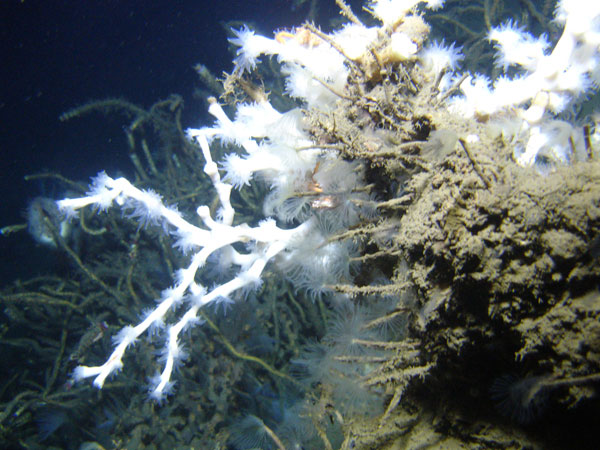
[0,0,357,281]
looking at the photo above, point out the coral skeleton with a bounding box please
[55,0,599,400]
[451,0,600,166]
[59,117,319,401]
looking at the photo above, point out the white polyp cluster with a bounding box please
[191,100,320,196]
[488,21,550,72]
[227,2,445,109]
[445,0,599,168]
[192,99,370,286]
[228,0,598,169]
[58,129,319,400]
[229,26,279,74]
[61,89,367,398]
[419,40,463,76]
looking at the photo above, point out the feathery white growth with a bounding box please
[230,26,280,74]
[555,0,600,35]
[63,123,320,397]
[491,75,532,109]
[264,108,310,146]
[489,21,549,71]
[453,75,496,117]
[420,40,463,75]
[85,172,118,211]
[333,24,378,59]
[388,32,418,61]
[465,2,599,121]
[451,0,600,167]
[222,147,289,188]
[283,64,341,108]
[282,37,346,81]
[234,102,282,139]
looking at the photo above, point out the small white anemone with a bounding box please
[229,26,280,74]
[420,39,463,76]
[489,21,549,71]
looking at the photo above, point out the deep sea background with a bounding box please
[4,2,600,449]
[0,0,360,283]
